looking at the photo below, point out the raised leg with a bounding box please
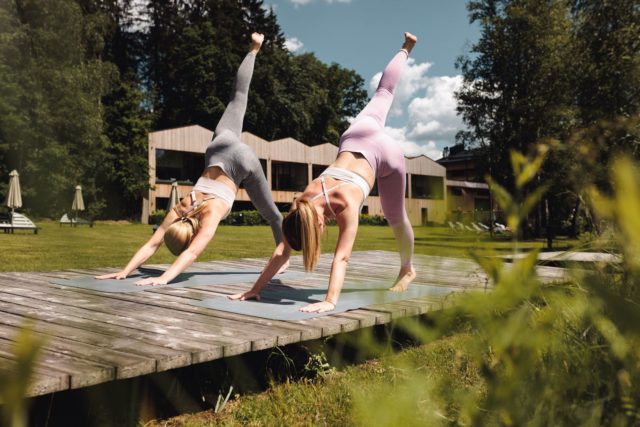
[214,33,264,137]
[354,32,417,127]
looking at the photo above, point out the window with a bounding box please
[259,159,267,177]
[312,164,326,180]
[474,198,490,211]
[449,187,463,197]
[370,181,379,196]
[411,175,444,199]
[272,161,308,191]
[155,197,169,211]
[156,150,203,184]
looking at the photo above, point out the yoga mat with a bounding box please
[192,283,459,320]
[49,267,306,293]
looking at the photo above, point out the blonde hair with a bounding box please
[282,199,321,271]
[164,202,207,256]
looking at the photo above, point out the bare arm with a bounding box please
[300,208,359,313]
[95,209,179,280]
[134,202,227,286]
[229,240,291,300]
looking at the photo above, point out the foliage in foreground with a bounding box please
[353,152,640,426]
[0,324,44,427]
[146,150,640,427]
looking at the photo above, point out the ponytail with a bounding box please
[164,201,207,256]
[283,199,321,271]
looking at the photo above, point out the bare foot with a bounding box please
[389,265,416,292]
[402,32,418,54]
[250,32,264,54]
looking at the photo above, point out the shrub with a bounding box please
[149,209,166,225]
[221,210,271,226]
[359,214,387,225]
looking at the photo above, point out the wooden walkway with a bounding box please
[0,250,570,397]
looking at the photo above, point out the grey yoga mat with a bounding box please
[49,267,306,293]
[192,283,459,320]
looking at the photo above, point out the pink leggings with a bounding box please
[339,49,414,267]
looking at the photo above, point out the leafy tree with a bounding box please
[571,0,640,191]
[0,0,116,217]
[456,0,576,242]
[146,0,367,145]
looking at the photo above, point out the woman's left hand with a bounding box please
[134,277,168,286]
[299,301,336,313]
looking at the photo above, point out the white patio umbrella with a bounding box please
[166,181,180,211]
[72,185,85,222]
[5,170,22,215]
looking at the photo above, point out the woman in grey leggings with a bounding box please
[97,33,283,286]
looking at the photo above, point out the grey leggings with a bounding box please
[205,53,283,244]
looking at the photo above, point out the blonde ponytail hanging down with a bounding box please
[283,199,321,272]
[164,201,207,256]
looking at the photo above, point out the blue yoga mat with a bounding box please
[49,267,306,293]
[192,283,458,320]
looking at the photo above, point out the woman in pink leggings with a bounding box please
[230,32,417,313]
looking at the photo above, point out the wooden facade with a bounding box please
[144,125,448,225]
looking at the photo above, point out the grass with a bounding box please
[144,333,482,427]
[0,221,574,272]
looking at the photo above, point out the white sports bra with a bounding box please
[311,167,371,218]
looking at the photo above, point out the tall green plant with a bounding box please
[353,148,640,426]
[0,324,45,427]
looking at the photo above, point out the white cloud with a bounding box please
[370,58,432,118]
[368,59,465,160]
[284,37,304,53]
[383,126,443,160]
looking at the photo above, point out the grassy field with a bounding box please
[0,220,575,272]
[145,332,482,427]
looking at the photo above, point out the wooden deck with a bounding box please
[0,250,570,397]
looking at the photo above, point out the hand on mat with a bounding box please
[299,301,336,313]
[228,289,262,301]
[134,277,168,286]
[95,271,128,280]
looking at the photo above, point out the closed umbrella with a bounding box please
[5,170,22,214]
[167,181,180,211]
[72,185,85,223]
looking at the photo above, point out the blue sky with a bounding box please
[265,0,480,159]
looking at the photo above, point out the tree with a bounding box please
[456,0,577,242]
[0,0,116,217]
[571,0,640,191]
[145,0,367,144]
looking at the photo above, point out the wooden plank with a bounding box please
[0,278,280,357]
[0,330,115,390]
[3,272,308,361]
[0,250,546,399]
[3,272,290,356]
[0,351,68,397]
[0,303,209,372]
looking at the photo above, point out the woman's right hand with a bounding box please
[228,288,262,301]
[95,271,128,280]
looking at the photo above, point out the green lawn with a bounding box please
[0,220,572,272]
